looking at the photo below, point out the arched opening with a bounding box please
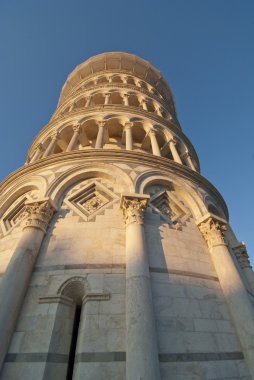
[111,75,122,83]
[126,76,136,85]
[132,123,147,152]
[106,119,124,149]
[75,97,86,109]
[92,93,105,105]
[83,120,98,148]
[207,203,221,217]
[110,92,123,105]
[128,94,140,107]
[146,100,156,113]
[97,76,108,84]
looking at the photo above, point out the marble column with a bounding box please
[169,139,182,164]
[149,130,161,156]
[66,125,80,152]
[124,123,133,150]
[197,214,254,378]
[0,200,55,370]
[184,151,196,171]
[43,133,58,157]
[123,93,129,106]
[85,96,92,107]
[69,102,76,112]
[141,99,148,111]
[104,93,111,105]
[121,194,161,380]
[95,121,105,149]
[233,242,254,294]
[30,144,43,163]
[155,106,163,117]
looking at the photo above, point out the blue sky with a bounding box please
[0,1,253,263]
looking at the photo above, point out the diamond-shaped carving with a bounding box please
[150,190,191,225]
[64,181,118,221]
[1,190,42,235]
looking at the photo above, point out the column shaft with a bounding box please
[104,93,111,105]
[85,96,91,107]
[150,131,161,156]
[125,125,133,151]
[0,201,54,370]
[121,195,161,380]
[66,127,80,152]
[95,124,105,149]
[169,139,182,164]
[30,146,42,162]
[185,152,196,171]
[198,216,254,378]
[43,136,57,157]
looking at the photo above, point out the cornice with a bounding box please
[0,150,227,219]
[26,107,198,166]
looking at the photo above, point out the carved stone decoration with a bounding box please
[120,194,149,225]
[197,216,227,250]
[233,243,251,269]
[21,200,55,233]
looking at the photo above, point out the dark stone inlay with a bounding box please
[75,352,126,362]
[159,352,244,362]
[5,353,68,363]
[33,265,218,284]
[34,263,126,272]
[150,267,219,282]
[5,351,244,364]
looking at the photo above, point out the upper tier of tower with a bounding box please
[26,52,200,172]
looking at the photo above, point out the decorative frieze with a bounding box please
[21,200,55,233]
[120,194,149,225]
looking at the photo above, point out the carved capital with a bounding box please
[197,215,227,250]
[51,131,59,140]
[97,120,106,128]
[233,242,251,269]
[21,200,55,233]
[73,124,81,133]
[124,122,133,130]
[120,194,149,225]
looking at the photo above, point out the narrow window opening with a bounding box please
[66,305,81,380]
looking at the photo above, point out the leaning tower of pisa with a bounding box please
[0,52,254,380]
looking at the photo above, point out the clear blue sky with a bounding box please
[0,1,253,263]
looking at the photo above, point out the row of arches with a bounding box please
[75,73,162,97]
[59,90,171,120]
[28,117,197,171]
[0,167,226,235]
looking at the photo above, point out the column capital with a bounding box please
[182,150,191,159]
[196,214,227,250]
[36,143,43,151]
[72,124,81,133]
[97,120,106,128]
[169,138,177,145]
[120,194,150,225]
[124,122,133,129]
[21,199,55,233]
[51,131,59,140]
[149,128,157,136]
[233,242,251,269]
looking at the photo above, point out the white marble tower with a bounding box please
[0,52,254,380]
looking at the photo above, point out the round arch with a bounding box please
[135,171,207,220]
[46,163,134,207]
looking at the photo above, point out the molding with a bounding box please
[0,150,228,219]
